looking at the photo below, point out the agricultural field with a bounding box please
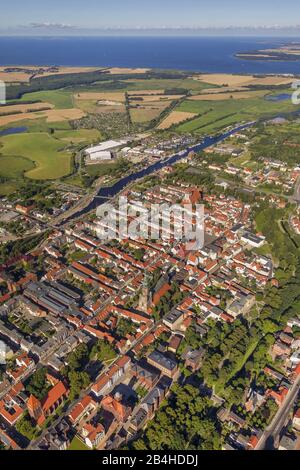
[52,128,101,144]
[16,90,74,108]
[74,92,126,114]
[0,102,54,116]
[130,103,170,123]
[0,182,17,196]
[0,155,35,179]
[0,89,82,127]
[74,92,125,102]
[106,67,150,74]
[0,66,101,84]
[0,132,73,179]
[192,73,294,87]
[127,89,165,95]
[189,90,267,101]
[173,92,298,135]
[0,106,85,127]
[157,111,197,129]
[0,69,298,197]
[0,118,73,134]
[129,92,181,124]
[118,78,214,92]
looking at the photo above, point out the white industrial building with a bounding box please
[85,139,131,163]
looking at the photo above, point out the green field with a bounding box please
[68,436,90,451]
[74,78,214,94]
[0,155,35,178]
[0,182,18,196]
[0,118,72,134]
[174,96,299,134]
[123,78,214,92]
[53,128,101,144]
[0,132,72,179]
[86,161,119,177]
[16,90,74,109]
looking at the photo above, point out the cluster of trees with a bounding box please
[83,158,132,186]
[62,344,91,401]
[197,201,300,405]
[200,320,257,396]
[234,396,278,431]
[165,164,214,189]
[205,285,233,310]
[115,318,136,338]
[132,384,220,450]
[194,151,231,165]
[16,412,38,441]
[250,128,300,166]
[89,340,117,362]
[0,219,25,236]
[26,367,48,400]
[177,321,204,356]
[152,282,186,321]
[0,232,48,265]
[6,180,49,204]
[255,205,299,271]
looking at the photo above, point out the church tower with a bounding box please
[27,394,44,422]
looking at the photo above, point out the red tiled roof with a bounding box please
[69,395,95,423]
[42,381,68,413]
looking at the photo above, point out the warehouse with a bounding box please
[84,139,130,164]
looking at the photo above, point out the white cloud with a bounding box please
[28,22,76,30]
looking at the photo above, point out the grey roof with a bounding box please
[163,309,183,325]
[148,350,177,372]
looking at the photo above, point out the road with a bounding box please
[256,374,300,450]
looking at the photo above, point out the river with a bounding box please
[64,121,255,223]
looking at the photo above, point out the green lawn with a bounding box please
[68,436,90,451]
[0,132,72,179]
[0,155,35,178]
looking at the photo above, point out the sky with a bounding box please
[2,0,300,35]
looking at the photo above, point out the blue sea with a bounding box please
[1,36,300,74]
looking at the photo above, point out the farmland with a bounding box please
[157,111,197,129]
[0,107,85,127]
[0,156,35,179]
[173,93,298,135]
[52,128,101,144]
[189,90,267,101]
[0,67,298,196]
[74,92,125,102]
[130,103,170,123]
[192,73,294,87]
[0,133,73,179]
[16,90,74,108]
[0,66,102,84]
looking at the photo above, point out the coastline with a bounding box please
[1,36,300,74]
